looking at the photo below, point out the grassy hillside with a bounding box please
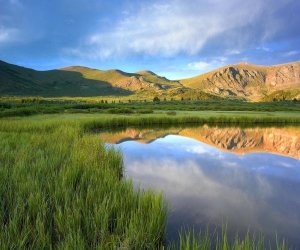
[1,60,299,101]
[136,70,182,88]
[0,60,181,97]
[0,60,132,97]
[263,88,300,101]
[62,67,182,92]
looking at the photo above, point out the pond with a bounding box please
[99,125,300,247]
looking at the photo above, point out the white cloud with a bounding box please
[282,50,299,57]
[225,49,242,55]
[125,155,295,230]
[256,46,273,52]
[187,61,211,71]
[187,57,227,73]
[66,0,286,59]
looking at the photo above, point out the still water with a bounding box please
[100,125,300,246]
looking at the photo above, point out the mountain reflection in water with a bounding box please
[100,125,300,159]
[100,125,300,246]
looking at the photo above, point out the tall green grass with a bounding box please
[83,115,300,133]
[0,121,167,249]
[168,227,287,250]
[0,117,292,249]
[2,115,299,136]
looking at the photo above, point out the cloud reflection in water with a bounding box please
[111,134,300,245]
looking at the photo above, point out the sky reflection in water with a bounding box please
[107,130,300,246]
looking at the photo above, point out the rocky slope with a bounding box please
[266,62,300,94]
[181,61,300,101]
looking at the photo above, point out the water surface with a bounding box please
[100,125,300,246]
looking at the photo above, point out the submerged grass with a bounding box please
[168,227,287,250]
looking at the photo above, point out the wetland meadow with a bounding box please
[0,99,299,249]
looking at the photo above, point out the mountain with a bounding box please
[181,61,300,101]
[0,60,181,97]
[0,59,299,100]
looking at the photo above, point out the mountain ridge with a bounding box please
[0,59,299,100]
[180,60,300,100]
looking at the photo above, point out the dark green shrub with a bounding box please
[137,109,154,114]
[153,96,160,102]
[166,111,176,116]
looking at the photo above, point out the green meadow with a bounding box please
[1,98,298,249]
[1,97,300,118]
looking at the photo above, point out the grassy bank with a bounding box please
[0,121,167,249]
[82,115,300,133]
[2,111,300,132]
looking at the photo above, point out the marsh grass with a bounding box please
[168,227,287,250]
[0,121,167,249]
[83,115,300,133]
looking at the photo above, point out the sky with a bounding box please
[0,0,300,79]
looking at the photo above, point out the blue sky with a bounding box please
[0,0,300,79]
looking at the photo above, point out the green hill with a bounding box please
[0,61,180,97]
[62,66,182,92]
[0,59,299,101]
[0,61,131,97]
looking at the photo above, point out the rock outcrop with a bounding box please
[181,61,300,101]
[266,62,300,89]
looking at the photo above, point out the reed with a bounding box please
[168,227,287,250]
[82,115,300,133]
[0,121,167,249]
